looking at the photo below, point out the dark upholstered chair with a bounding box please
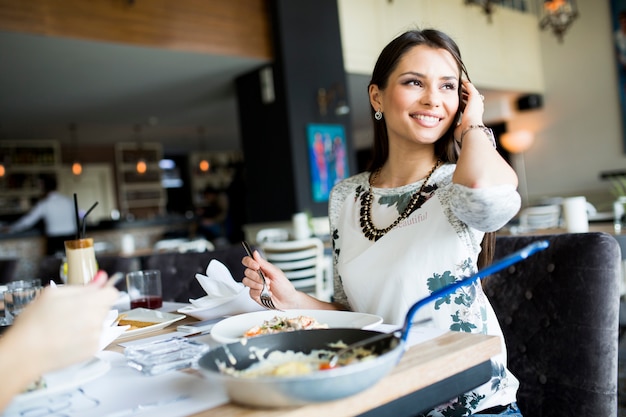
[0,258,19,284]
[96,255,142,289]
[141,244,252,303]
[483,232,620,417]
[36,255,64,284]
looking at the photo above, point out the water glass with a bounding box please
[7,279,41,290]
[4,286,43,323]
[126,270,163,309]
[0,287,8,327]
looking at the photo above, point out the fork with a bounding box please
[241,241,279,310]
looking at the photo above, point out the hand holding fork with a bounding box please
[242,241,280,310]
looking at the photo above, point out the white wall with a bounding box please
[506,0,625,210]
[341,0,626,212]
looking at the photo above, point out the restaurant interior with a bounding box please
[0,0,625,415]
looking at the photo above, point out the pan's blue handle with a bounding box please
[400,240,549,342]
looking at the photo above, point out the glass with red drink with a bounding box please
[126,270,163,309]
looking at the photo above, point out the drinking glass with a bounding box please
[0,287,8,327]
[126,270,163,309]
[64,238,98,285]
[3,286,43,324]
[7,279,41,290]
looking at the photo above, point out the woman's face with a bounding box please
[370,44,460,147]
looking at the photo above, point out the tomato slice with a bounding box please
[319,362,336,370]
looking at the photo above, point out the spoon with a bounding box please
[326,240,550,369]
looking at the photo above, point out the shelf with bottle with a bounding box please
[0,140,60,215]
[1,141,59,167]
[189,151,242,207]
[114,142,166,218]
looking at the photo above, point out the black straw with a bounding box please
[73,193,80,240]
[81,202,99,238]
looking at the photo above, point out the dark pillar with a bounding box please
[236,0,355,223]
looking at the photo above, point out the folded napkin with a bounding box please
[100,309,129,350]
[178,260,263,320]
[47,281,128,350]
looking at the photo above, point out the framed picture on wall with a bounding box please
[306,123,349,202]
[611,0,626,152]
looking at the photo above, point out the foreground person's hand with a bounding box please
[0,270,119,410]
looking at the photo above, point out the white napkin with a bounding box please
[47,281,129,350]
[100,309,129,350]
[178,260,263,320]
[192,259,242,304]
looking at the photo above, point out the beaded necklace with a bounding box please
[360,160,441,241]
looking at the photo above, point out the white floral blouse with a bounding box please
[328,163,521,416]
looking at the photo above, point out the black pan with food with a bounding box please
[198,328,402,407]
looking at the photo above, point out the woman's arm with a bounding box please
[242,250,344,311]
[452,81,518,189]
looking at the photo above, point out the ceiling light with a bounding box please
[464,0,496,23]
[69,122,82,176]
[465,0,494,23]
[71,161,83,176]
[539,0,578,42]
[133,124,148,175]
[199,159,210,172]
[136,158,147,175]
[197,126,210,172]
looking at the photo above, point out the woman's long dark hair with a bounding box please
[367,29,494,269]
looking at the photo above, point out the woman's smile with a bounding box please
[410,111,444,128]
[370,44,460,145]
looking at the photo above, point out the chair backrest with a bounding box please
[176,238,215,253]
[256,228,290,244]
[0,258,20,285]
[483,232,620,416]
[260,237,330,300]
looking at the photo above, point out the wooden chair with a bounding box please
[260,237,331,301]
[483,232,620,416]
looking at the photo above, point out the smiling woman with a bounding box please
[241,28,522,417]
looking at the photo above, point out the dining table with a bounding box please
[4,303,502,417]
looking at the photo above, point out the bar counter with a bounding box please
[0,214,194,279]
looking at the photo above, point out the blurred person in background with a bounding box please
[1,175,78,255]
[196,185,229,245]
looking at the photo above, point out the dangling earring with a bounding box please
[374,110,383,121]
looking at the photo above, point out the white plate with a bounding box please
[11,356,110,404]
[115,308,185,341]
[211,309,383,344]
